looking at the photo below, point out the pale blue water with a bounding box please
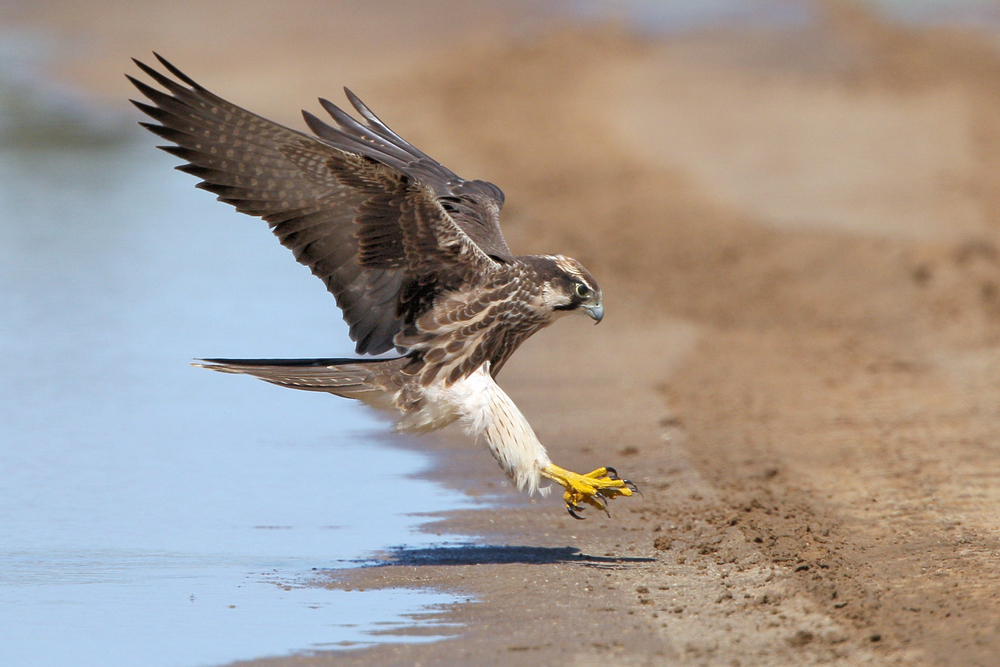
[0,77,472,666]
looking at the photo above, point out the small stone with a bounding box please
[788,630,814,647]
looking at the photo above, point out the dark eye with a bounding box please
[575,283,590,298]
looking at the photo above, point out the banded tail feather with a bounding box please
[193,357,407,399]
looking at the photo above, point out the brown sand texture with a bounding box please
[11,1,1000,664]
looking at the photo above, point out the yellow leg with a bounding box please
[541,464,638,519]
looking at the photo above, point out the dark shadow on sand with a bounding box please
[358,544,656,568]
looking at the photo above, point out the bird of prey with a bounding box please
[128,54,636,518]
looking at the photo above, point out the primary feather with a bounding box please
[129,53,510,356]
[129,55,608,498]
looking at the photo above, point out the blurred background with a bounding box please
[3,1,1000,666]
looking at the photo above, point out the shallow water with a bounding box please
[0,104,472,665]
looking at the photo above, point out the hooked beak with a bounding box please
[583,302,604,324]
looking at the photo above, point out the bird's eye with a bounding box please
[575,283,590,298]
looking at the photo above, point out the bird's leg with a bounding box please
[541,464,638,519]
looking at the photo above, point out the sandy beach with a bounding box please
[10,1,1000,664]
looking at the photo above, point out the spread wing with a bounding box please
[128,53,512,355]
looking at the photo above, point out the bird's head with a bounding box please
[529,254,604,323]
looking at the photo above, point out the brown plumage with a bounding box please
[128,55,635,516]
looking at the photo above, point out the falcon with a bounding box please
[128,54,636,518]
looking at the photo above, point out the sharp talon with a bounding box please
[542,464,638,517]
[584,492,610,517]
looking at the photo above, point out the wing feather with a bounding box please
[129,54,513,355]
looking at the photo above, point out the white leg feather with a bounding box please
[399,364,552,495]
[477,378,553,495]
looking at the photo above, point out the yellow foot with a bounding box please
[541,464,639,519]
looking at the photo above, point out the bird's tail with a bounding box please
[194,357,408,404]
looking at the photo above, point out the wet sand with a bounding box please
[11,1,1000,664]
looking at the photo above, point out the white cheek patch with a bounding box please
[538,282,572,310]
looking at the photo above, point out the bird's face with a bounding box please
[535,255,604,323]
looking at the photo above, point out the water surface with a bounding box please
[0,87,472,666]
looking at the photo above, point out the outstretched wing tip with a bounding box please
[300,109,326,135]
[343,87,368,114]
[151,53,201,88]
[130,56,513,360]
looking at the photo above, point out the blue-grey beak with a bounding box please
[584,302,604,324]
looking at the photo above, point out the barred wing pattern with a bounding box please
[128,54,511,356]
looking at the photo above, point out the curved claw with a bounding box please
[568,491,610,519]
[593,497,611,518]
[543,463,638,518]
[588,492,609,516]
